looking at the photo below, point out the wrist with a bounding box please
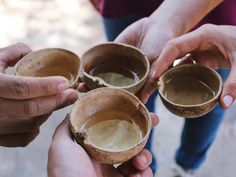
[146,16,178,39]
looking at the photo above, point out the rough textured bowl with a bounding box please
[158,64,222,118]
[15,48,81,88]
[82,42,150,94]
[69,87,151,164]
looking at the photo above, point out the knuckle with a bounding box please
[11,79,30,97]
[199,24,218,38]
[23,101,40,116]
[55,93,64,108]
[166,39,178,48]
[200,24,217,32]
[166,39,181,53]
[39,79,51,94]
[14,42,31,55]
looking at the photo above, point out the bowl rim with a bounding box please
[158,63,223,107]
[14,48,81,88]
[70,87,151,153]
[82,42,150,89]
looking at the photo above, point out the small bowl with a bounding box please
[15,48,81,88]
[158,64,222,118]
[82,42,150,94]
[69,87,151,164]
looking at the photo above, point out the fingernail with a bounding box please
[138,154,147,165]
[68,92,79,103]
[58,81,69,90]
[223,95,233,108]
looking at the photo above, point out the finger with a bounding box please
[0,130,39,147]
[150,113,159,128]
[153,25,220,77]
[0,43,32,72]
[117,161,136,176]
[117,149,152,176]
[220,62,236,108]
[137,77,157,104]
[131,149,152,171]
[0,74,70,99]
[139,25,220,103]
[0,114,50,134]
[77,82,89,92]
[129,167,153,177]
[0,89,78,117]
[118,163,153,177]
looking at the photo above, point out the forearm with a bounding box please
[150,0,223,36]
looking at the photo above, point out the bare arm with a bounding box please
[150,0,223,36]
[115,0,223,103]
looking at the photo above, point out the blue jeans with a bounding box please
[103,15,229,173]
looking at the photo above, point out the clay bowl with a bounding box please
[15,48,80,88]
[82,42,150,94]
[69,87,151,164]
[158,64,222,118]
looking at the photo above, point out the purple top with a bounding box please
[98,0,236,25]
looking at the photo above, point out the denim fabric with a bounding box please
[175,69,229,170]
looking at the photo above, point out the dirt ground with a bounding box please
[0,1,235,177]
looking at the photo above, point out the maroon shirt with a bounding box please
[98,0,236,25]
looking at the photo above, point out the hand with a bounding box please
[149,24,236,108]
[0,43,78,147]
[48,113,159,177]
[115,17,175,103]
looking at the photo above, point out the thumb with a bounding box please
[220,63,236,108]
[0,43,32,72]
[52,115,73,143]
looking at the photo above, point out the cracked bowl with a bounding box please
[158,64,222,118]
[82,42,150,94]
[69,87,151,164]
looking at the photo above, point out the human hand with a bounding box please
[115,17,175,103]
[0,43,78,147]
[149,24,236,108]
[48,113,159,177]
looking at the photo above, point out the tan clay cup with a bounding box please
[69,87,151,164]
[158,64,222,118]
[15,48,81,88]
[82,42,150,94]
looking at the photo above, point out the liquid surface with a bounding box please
[83,118,142,151]
[164,76,215,105]
[89,65,139,86]
[33,66,74,84]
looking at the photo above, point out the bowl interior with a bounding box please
[159,64,222,106]
[82,43,149,87]
[70,88,150,151]
[15,48,80,85]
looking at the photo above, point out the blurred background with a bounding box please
[0,0,235,177]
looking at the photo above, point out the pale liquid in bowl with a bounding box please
[89,65,140,87]
[82,115,143,151]
[33,66,75,84]
[164,76,215,105]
